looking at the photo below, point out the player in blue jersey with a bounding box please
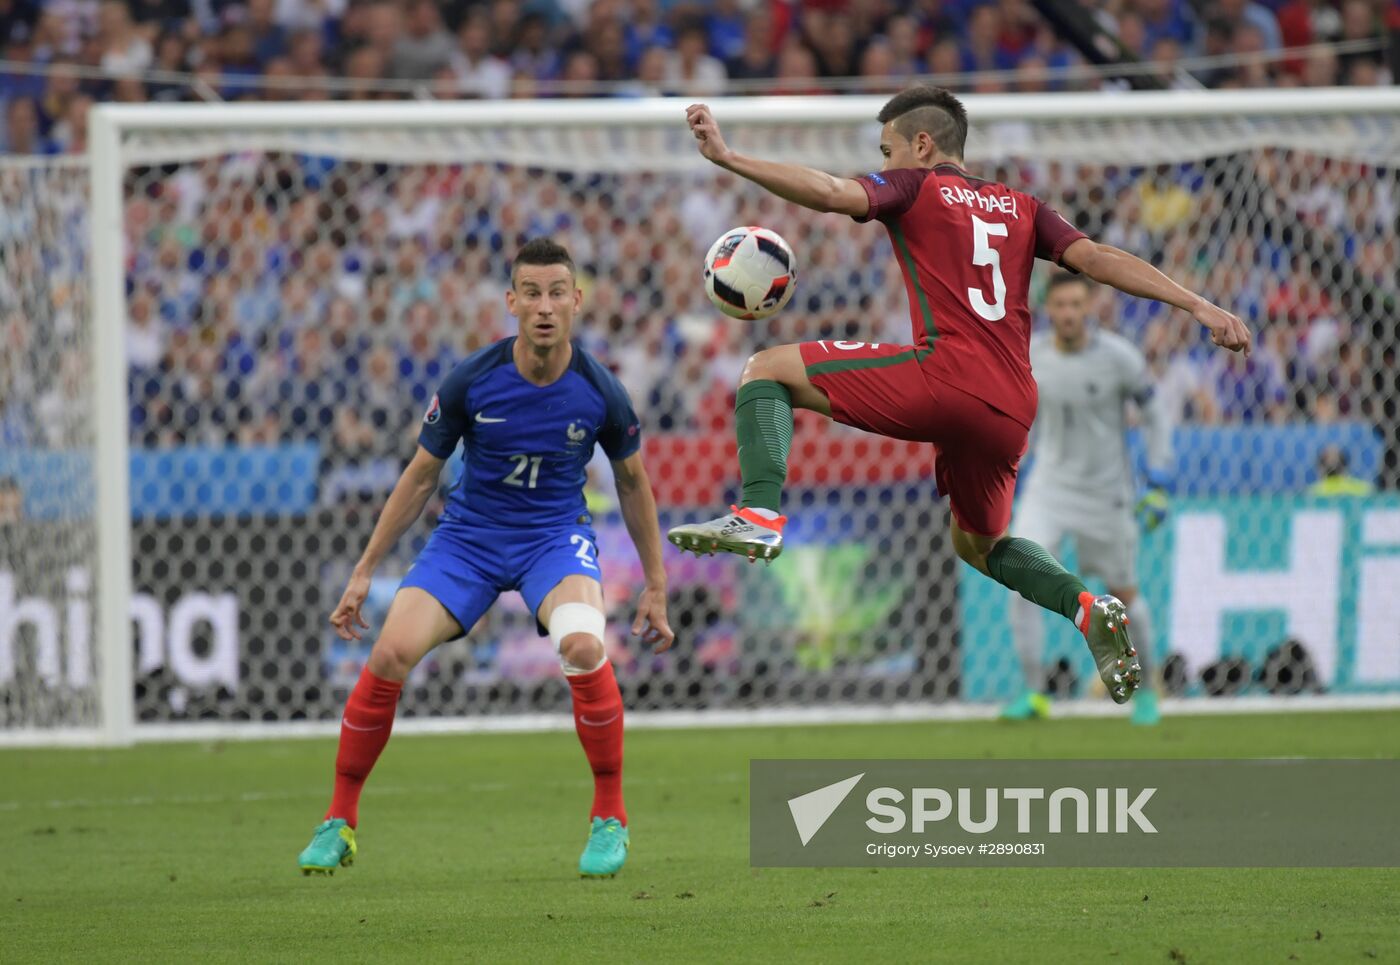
[297,239,674,879]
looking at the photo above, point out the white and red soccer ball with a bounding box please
[702,226,797,321]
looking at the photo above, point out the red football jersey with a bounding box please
[855,164,1087,429]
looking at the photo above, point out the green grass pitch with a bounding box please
[5,711,1398,963]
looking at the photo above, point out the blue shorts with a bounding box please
[399,520,602,638]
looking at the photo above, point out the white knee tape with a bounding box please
[549,602,607,674]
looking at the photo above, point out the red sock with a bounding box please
[567,661,626,826]
[326,667,402,828]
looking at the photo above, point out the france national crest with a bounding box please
[567,421,587,446]
[423,393,441,425]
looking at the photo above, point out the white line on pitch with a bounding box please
[0,771,744,813]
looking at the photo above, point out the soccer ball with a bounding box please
[702,226,798,321]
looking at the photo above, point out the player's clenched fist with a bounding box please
[686,103,731,164]
[329,570,372,641]
[631,586,675,654]
[1194,300,1252,356]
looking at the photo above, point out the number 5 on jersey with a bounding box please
[969,215,1008,322]
[504,454,542,488]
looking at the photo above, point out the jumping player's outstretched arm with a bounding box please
[686,103,870,217]
[329,445,444,641]
[612,452,675,653]
[1060,238,1252,356]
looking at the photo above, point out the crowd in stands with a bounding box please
[0,2,1396,500]
[0,0,1397,156]
[1,141,1395,499]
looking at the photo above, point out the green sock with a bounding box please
[985,537,1088,623]
[735,380,793,513]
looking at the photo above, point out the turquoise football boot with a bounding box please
[1131,688,1162,726]
[999,691,1051,721]
[299,818,356,876]
[579,817,629,878]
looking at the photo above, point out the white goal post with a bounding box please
[5,88,1399,747]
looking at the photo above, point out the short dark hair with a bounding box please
[1046,271,1090,294]
[1318,445,1348,477]
[511,238,576,285]
[877,86,969,161]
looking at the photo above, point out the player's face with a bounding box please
[507,264,581,350]
[1046,281,1090,343]
[878,123,934,170]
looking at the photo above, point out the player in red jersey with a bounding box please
[667,87,1251,703]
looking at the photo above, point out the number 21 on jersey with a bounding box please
[504,454,542,488]
[969,215,1008,322]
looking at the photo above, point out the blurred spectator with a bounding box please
[1215,0,1282,52]
[725,8,777,81]
[127,289,165,368]
[1116,12,1150,58]
[391,0,452,80]
[50,91,91,152]
[805,10,860,78]
[246,0,288,68]
[581,10,627,81]
[1302,42,1340,83]
[510,13,559,81]
[1,22,47,101]
[706,0,746,64]
[625,0,672,67]
[618,43,667,96]
[1277,0,1345,51]
[882,15,923,75]
[772,35,824,95]
[1209,338,1290,422]
[960,5,1014,72]
[97,0,153,76]
[127,0,191,29]
[1307,445,1374,495]
[3,96,53,153]
[663,19,727,96]
[343,43,385,98]
[1338,0,1386,75]
[0,476,22,524]
[858,38,899,89]
[1138,0,1199,48]
[559,48,599,93]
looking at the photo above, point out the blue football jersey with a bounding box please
[417,338,641,530]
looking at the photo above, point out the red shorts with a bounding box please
[800,340,1029,537]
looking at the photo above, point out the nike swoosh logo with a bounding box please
[475,413,507,424]
[341,718,384,732]
[579,712,621,727]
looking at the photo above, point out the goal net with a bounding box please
[0,158,105,737]
[5,92,1399,744]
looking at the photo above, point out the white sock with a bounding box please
[745,507,781,520]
